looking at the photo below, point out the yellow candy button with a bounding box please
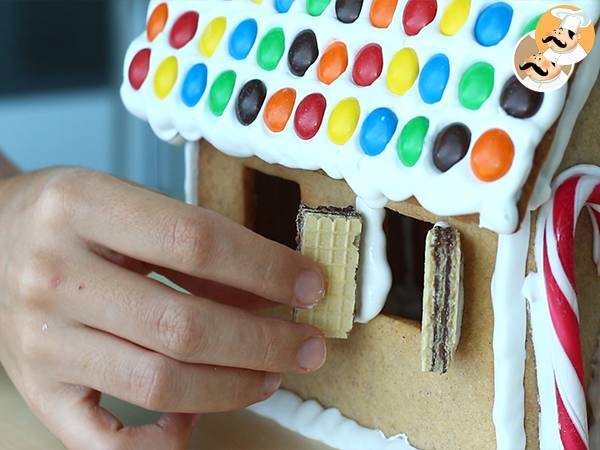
[328,97,360,145]
[199,17,227,57]
[154,56,178,99]
[387,48,419,96]
[440,0,471,36]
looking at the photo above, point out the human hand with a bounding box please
[0,168,326,450]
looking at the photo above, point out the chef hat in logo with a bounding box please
[551,7,592,33]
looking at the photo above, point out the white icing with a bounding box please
[248,389,417,450]
[530,31,600,210]
[184,140,199,205]
[491,213,530,450]
[355,198,391,323]
[121,0,600,235]
[524,165,600,449]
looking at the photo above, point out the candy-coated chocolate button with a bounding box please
[307,0,332,16]
[360,108,398,156]
[403,0,437,36]
[353,43,383,87]
[386,48,419,96]
[236,79,267,126]
[154,56,178,99]
[181,63,208,107]
[335,0,364,24]
[257,27,286,71]
[328,97,360,145]
[459,62,494,110]
[264,88,297,132]
[474,2,513,47]
[209,70,237,116]
[294,94,327,140]
[199,17,227,57]
[500,76,544,119]
[440,0,470,36]
[275,0,295,13]
[398,116,429,167]
[288,30,319,77]
[433,123,471,172]
[370,0,398,29]
[147,3,168,42]
[129,48,151,90]
[471,129,514,181]
[318,41,348,85]
[419,54,449,104]
[229,19,258,60]
[169,11,199,49]
[522,13,543,36]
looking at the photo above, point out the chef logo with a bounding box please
[512,5,595,93]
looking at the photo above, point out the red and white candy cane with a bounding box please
[538,166,600,450]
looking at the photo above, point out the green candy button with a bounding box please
[307,0,332,16]
[257,27,285,71]
[209,70,236,116]
[459,62,494,110]
[522,14,543,36]
[398,116,429,167]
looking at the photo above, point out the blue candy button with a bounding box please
[181,63,208,107]
[474,2,513,47]
[360,108,398,156]
[229,18,258,60]
[275,0,295,13]
[419,54,450,105]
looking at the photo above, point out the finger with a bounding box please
[42,385,196,450]
[152,266,276,310]
[68,173,324,307]
[55,326,282,414]
[61,254,326,373]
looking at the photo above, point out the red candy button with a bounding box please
[370,0,399,28]
[294,93,327,140]
[169,11,199,49]
[352,43,383,87]
[147,3,168,41]
[129,48,151,90]
[403,0,437,36]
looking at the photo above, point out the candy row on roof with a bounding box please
[248,0,514,44]
[135,8,527,110]
[128,45,543,183]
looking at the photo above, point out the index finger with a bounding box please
[67,172,324,307]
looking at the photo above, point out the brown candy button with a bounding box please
[500,76,544,119]
[288,29,319,77]
[433,123,471,172]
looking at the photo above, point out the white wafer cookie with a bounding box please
[293,206,362,339]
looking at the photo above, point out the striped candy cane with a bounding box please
[537,167,600,449]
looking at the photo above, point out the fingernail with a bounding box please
[264,373,282,394]
[297,337,327,371]
[294,270,325,306]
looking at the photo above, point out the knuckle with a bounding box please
[158,214,214,270]
[156,304,205,360]
[19,322,43,361]
[131,356,173,410]
[256,323,278,370]
[34,169,91,225]
[16,254,64,302]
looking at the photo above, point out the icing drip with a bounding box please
[184,140,199,205]
[355,198,391,323]
[248,389,417,450]
[491,213,530,449]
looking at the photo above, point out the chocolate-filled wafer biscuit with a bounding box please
[421,223,464,373]
[293,205,362,339]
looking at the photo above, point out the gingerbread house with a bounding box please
[121,1,600,448]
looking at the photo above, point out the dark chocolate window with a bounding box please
[0,0,110,96]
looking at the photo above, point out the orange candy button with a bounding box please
[147,3,168,42]
[264,88,297,133]
[317,41,348,85]
[370,0,399,28]
[471,129,514,182]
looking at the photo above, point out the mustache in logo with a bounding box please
[519,62,549,77]
[542,35,567,48]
